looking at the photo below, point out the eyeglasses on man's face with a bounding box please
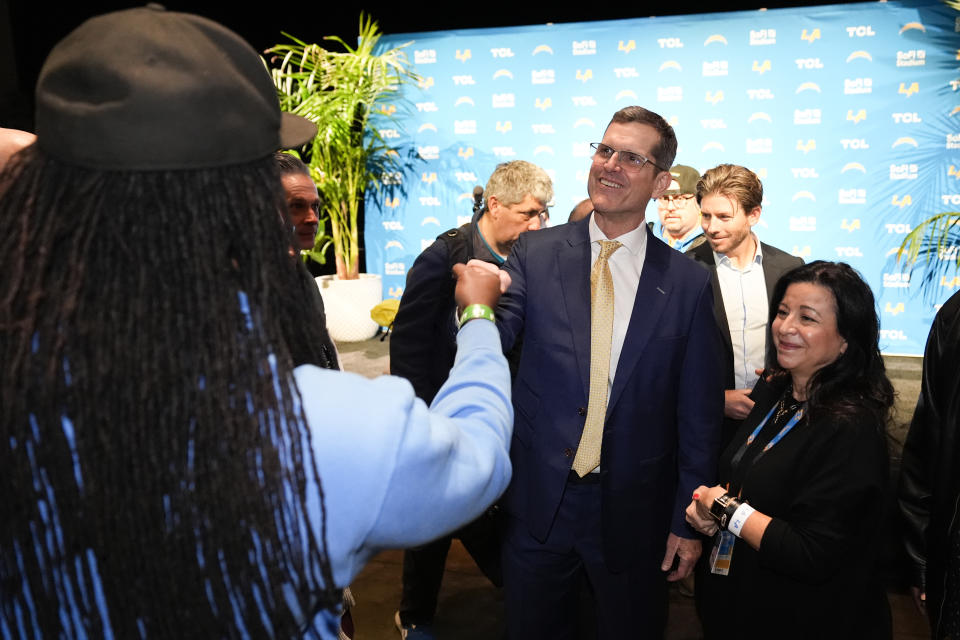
[590,143,664,172]
[658,194,696,207]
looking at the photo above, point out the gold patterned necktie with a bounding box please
[572,239,622,477]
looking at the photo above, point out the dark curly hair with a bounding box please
[765,261,894,429]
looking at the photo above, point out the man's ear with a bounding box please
[746,206,762,227]
[651,170,672,199]
[487,195,502,218]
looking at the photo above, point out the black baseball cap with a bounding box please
[35,4,316,170]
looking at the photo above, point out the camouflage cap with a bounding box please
[662,165,700,196]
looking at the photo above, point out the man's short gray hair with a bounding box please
[484,160,553,209]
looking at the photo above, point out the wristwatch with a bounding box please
[709,492,741,530]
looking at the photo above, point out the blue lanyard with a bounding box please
[729,399,806,488]
[747,403,805,452]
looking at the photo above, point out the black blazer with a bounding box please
[687,239,802,391]
[687,240,802,448]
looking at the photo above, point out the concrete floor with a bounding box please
[335,335,931,639]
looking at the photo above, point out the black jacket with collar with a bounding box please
[686,239,803,446]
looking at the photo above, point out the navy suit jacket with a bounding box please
[497,217,724,571]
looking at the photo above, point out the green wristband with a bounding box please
[459,303,495,328]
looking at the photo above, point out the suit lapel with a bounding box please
[607,229,672,414]
[557,221,593,397]
[761,242,779,302]
[692,243,732,359]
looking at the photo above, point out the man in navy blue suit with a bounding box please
[496,106,724,639]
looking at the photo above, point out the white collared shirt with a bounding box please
[588,214,647,394]
[714,236,767,390]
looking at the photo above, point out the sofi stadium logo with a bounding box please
[838,188,867,204]
[414,49,437,64]
[750,29,776,45]
[844,78,872,94]
[573,40,597,55]
[890,163,918,180]
[883,273,911,288]
[948,134,960,149]
[532,70,555,84]
[492,93,515,108]
[658,87,683,102]
[794,109,821,125]
[746,138,773,154]
[417,146,439,160]
[703,61,728,76]
[897,50,926,67]
[384,262,405,276]
[790,216,817,231]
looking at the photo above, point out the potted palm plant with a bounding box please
[268,15,416,340]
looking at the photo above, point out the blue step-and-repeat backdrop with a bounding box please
[365,0,960,356]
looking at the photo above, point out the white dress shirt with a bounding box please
[588,214,647,394]
[714,235,767,390]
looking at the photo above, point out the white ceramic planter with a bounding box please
[315,273,382,342]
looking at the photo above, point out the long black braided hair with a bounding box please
[0,144,339,638]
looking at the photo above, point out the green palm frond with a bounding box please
[267,13,417,279]
[897,212,960,296]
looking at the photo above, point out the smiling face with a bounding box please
[772,282,848,394]
[699,193,760,259]
[587,122,670,226]
[281,173,320,251]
